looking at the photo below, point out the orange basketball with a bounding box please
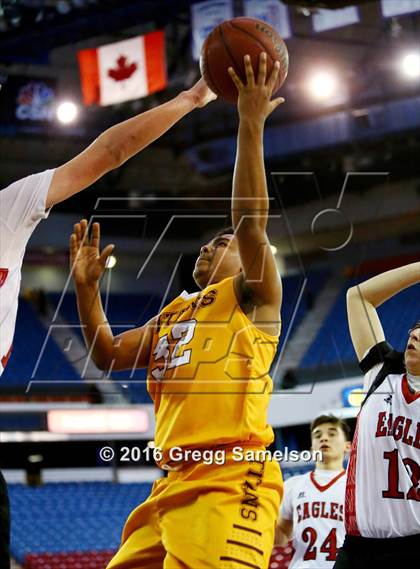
[200,17,289,103]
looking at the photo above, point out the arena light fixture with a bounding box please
[106,255,117,269]
[56,0,72,15]
[270,245,278,255]
[56,101,78,124]
[342,385,364,407]
[401,52,420,79]
[308,70,338,100]
[28,454,43,463]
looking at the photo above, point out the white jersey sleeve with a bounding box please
[0,169,55,374]
[0,170,54,261]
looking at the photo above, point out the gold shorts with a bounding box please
[106,448,283,569]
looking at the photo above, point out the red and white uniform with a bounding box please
[281,469,346,568]
[0,170,54,376]
[346,354,420,538]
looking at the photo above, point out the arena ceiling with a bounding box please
[0,0,419,234]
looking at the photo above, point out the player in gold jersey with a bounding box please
[71,53,285,569]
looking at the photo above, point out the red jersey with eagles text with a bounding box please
[281,469,346,568]
[345,345,420,538]
[0,170,54,376]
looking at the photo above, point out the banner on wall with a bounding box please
[381,0,420,18]
[312,6,360,32]
[191,0,234,61]
[244,0,292,39]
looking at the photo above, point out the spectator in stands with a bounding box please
[334,262,420,568]
[275,414,350,569]
[0,79,215,567]
[70,53,285,569]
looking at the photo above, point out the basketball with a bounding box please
[200,17,289,103]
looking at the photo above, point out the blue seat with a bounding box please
[301,279,419,368]
[278,269,328,353]
[9,481,153,563]
[2,298,80,385]
[48,292,160,402]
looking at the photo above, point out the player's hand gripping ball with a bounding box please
[200,17,289,103]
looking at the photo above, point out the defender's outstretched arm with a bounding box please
[47,80,216,208]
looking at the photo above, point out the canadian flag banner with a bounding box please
[78,30,166,106]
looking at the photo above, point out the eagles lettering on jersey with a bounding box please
[345,342,420,538]
[0,269,8,288]
[282,470,346,569]
[146,276,280,467]
[375,411,420,449]
[296,501,343,523]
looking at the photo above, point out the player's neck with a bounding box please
[315,460,344,472]
[407,371,420,393]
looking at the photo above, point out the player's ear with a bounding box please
[344,441,351,454]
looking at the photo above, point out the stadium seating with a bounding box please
[48,292,160,403]
[9,481,152,565]
[9,474,306,568]
[46,271,328,401]
[278,269,328,352]
[3,271,329,393]
[1,299,80,386]
[269,545,294,569]
[25,550,114,569]
[23,544,294,569]
[301,279,420,368]
[48,292,160,333]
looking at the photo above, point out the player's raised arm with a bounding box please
[228,53,284,331]
[346,262,420,363]
[70,220,155,371]
[47,79,216,209]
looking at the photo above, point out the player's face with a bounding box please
[193,234,242,288]
[311,423,350,464]
[404,325,420,375]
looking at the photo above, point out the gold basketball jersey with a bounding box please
[147,276,280,465]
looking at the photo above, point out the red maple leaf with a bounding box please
[108,55,138,82]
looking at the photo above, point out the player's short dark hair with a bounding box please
[410,320,420,333]
[213,226,235,239]
[310,414,351,441]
